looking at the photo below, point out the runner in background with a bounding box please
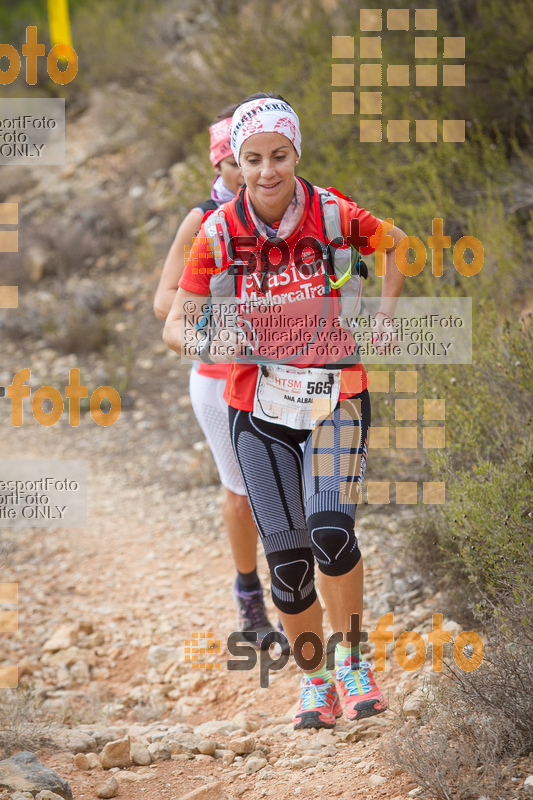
[164,93,407,729]
[153,105,276,646]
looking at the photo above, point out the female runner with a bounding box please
[154,105,275,645]
[163,94,406,728]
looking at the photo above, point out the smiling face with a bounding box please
[216,155,244,196]
[238,132,299,223]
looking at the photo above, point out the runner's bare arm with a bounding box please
[153,210,203,321]
[380,223,407,317]
[371,223,407,353]
[163,287,210,357]
[163,287,245,363]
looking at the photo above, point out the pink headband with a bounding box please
[230,98,301,165]
[209,117,233,166]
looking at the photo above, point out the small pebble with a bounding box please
[73,753,89,771]
[95,776,119,799]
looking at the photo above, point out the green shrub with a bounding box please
[405,313,533,617]
[410,453,533,619]
[42,305,113,355]
[70,0,163,93]
[384,628,533,800]
[0,0,47,41]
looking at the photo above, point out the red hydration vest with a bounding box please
[195,180,377,411]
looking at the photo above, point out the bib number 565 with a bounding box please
[306,381,332,396]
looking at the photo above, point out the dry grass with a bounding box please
[384,624,533,800]
[0,685,54,758]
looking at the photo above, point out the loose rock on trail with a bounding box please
[1,389,448,799]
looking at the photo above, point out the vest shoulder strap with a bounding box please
[203,207,228,271]
[316,186,368,284]
[203,206,238,298]
[197,198,218,215]
[316,187,343,243]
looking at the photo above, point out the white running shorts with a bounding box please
[189,366,246,495]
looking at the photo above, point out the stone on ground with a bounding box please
[0,753,72,800]
[177,780,228,799]
[99,737,131,769]
[95,775,119,798]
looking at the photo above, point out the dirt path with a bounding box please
[0,370,442,800]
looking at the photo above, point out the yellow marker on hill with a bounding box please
[47,0,73,48]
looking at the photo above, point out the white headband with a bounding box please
[230,98,302,165]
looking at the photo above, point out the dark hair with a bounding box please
[236,92,290,109]
[212,103,240,124]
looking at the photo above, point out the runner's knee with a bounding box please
[264,548,317,614]
[307,510,361,576]
[224,489,250,518]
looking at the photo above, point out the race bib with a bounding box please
[253,365,341,429]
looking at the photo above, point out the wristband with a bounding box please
[375,311,394,324]
[195,336,214,365]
